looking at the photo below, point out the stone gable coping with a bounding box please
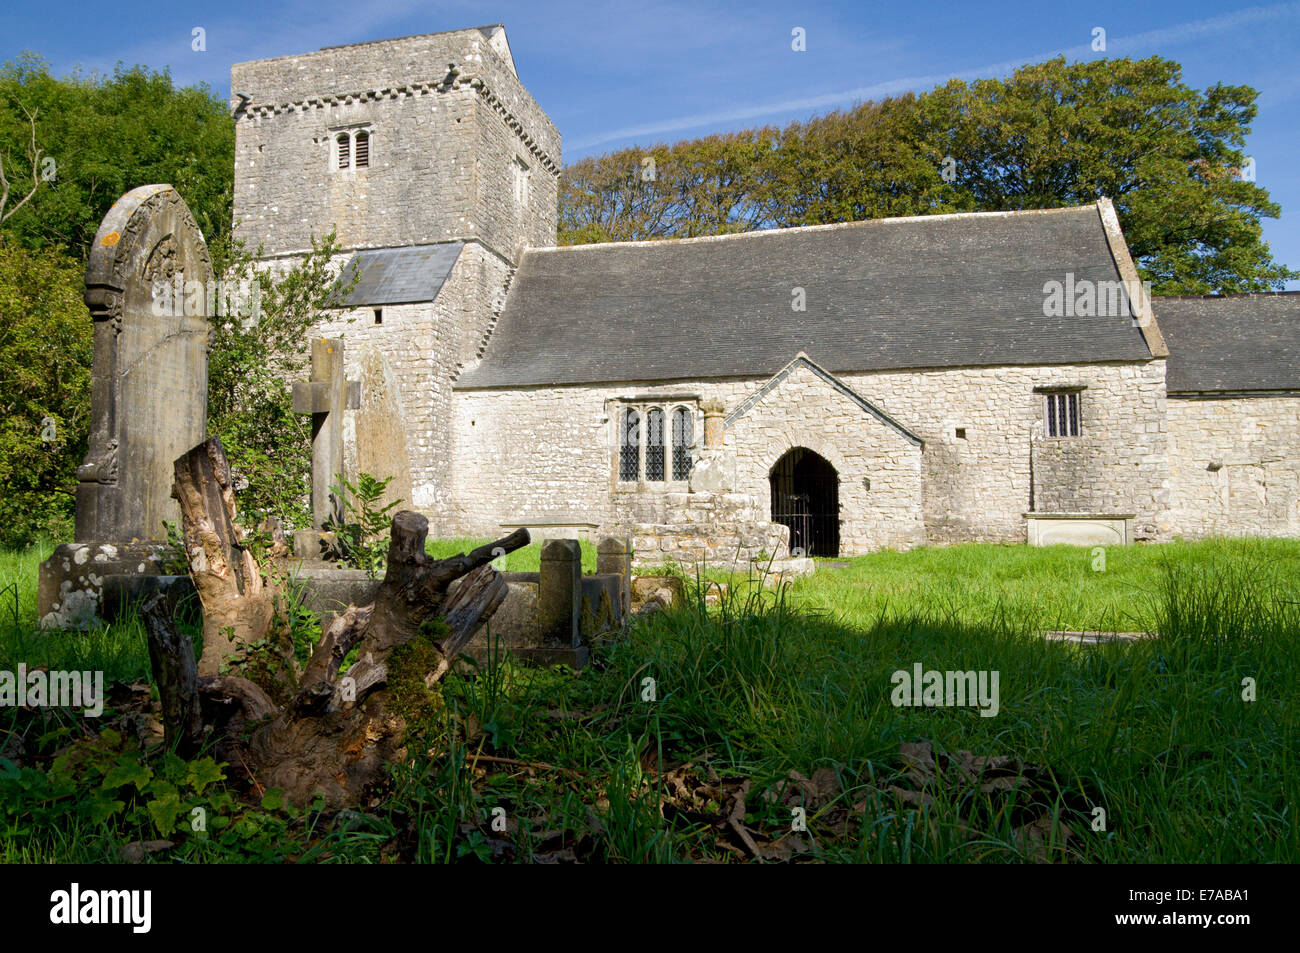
[726,351,924,448]
[1097,197,1168,359]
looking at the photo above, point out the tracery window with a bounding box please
[615,402,697,485]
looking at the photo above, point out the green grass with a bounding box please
[0,539,158,682]
[1,536,1297,863]
[788,536,1300,634]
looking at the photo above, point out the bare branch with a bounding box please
[0,105,43,225]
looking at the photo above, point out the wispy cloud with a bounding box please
[569,1,1300,150]
[57,0,442,89]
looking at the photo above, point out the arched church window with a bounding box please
[619,409,640,482]
[646,408,666,482]
[354,130,370,168]
[671,407,693,481]
[336,132,351,170]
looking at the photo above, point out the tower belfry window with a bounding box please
[332,127,372,172]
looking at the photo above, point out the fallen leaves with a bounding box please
[859,741,1085,863]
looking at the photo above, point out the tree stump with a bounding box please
[145,436,529,808]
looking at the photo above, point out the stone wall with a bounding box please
[725,360,926,553]
[450,358,1169,552]
[308,243,512,536]
[863,360,1172,543]
[232,28,559,259]
[1168,395,1300,538]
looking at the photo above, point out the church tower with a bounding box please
[230,25,560,533]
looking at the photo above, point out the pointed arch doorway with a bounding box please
[769,448,840,557]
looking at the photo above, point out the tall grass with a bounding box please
[0,539,154,681]
[1,537,1296,862]
[580,543,1300,861]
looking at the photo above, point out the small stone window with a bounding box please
[1043,390,1081,437]
[354,130,370,168]
[336,133,350,170]
[512,158,530,207]
[619,409,640,482]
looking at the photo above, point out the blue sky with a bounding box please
[3,0,1298,285]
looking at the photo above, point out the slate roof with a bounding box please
[335,243,463,307]
[456,205,1154,389]
[1155,292,1300,393]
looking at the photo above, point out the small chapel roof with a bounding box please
[1156,292,1300,393]
[456,203,1155,389]
[334,242,464,307]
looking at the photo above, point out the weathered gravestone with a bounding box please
[291,336,360,559]
[38,185,211,629]
[531,538,589,667]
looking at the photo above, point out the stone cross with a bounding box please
[292,336,360,536]
[38,184,212,629]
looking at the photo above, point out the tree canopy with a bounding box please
[0,52,233,262]
[560,56,1294,294]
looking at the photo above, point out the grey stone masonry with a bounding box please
[596,536,632,616]
[234,27,561,536]
[39,185,212,629]
[232,27,559,261]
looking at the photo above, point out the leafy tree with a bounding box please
[206,231,357,530]
[922,56,1293,293]
[0,53,234,263]
[560,128,781,243]
[757,93,967,227]
[558,56,1293,293]
[0,238,90,546]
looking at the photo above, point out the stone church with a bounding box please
[230,25,1300,560]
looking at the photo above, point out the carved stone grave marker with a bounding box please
[38,184,212,629]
